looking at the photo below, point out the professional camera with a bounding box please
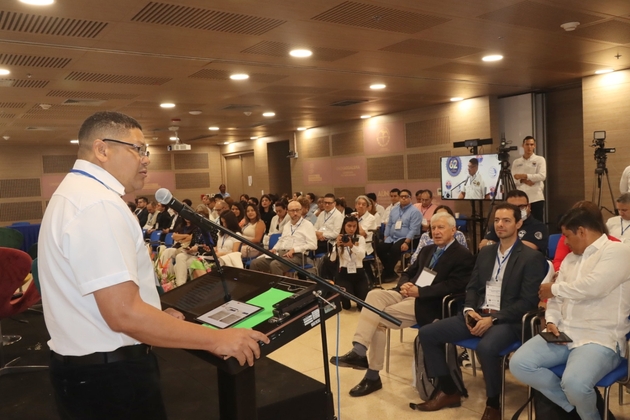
[591,131,615,174]
[341,234,356,244]
[498,138,518,168]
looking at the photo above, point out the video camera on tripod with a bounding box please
[591,131,615,174]
[498,138,518,168]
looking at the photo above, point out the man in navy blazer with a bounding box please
[330,213,475,397]
[417,203,547,420]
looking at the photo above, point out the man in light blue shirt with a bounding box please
[376,189,422,282]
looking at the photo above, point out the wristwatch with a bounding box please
[491,317,499,325]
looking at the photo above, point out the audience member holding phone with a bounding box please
[330,215,367,310]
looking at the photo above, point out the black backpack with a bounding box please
[511,387,615,420]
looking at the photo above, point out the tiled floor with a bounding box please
[269,305,630,420]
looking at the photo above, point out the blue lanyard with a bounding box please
[495,242,516,282]
[290,218,304,235]
[398,204,410,220]
[221,235,227,249]
[324,211,334,223]
[70,169,111,191]
[429,247,444,269]
[621,219,630,236]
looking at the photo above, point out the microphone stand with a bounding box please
[197,232,231,302]
[166,199,402,420]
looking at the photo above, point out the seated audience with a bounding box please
[382,188,400,225]
[314,193,344,254]
[478,190,548,255]
[409,205,468,265]
[201,194,217,219]
[269,200,289,235]
[336,197,353,216]
[366,192,385,220]
[248,196,259,207]
[298,196,317,225]
[148,203,172,235]
[606,192,630,244]
[134,196,149,226]
[414,189,438,232]
[250,200,316,275]
[218,183,230,197]
[306,193,318,219]
[331,212,474,396]
[193,210,243,271]
[510,207,630,420]
[240,203,266,259]
[416,203,547,420]
[231,202,246,227]
[162,220,213,286]
[376,189,422,282]
[330,215,368,309]
[259,194,276,234]
[314,197,325,218]
[143,201,159,233]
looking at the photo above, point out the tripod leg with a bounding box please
[604,169,619,215]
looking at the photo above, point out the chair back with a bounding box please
[0,227,24,249]
[268,233,281,250]
[11,222,30,226]
[32,258,41,295]
[548,233,561,259]
[27,242,38,260]
[0,247,39,318]
[164,232,174,247]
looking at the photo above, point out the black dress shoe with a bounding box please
[329,350,368,370]
[349,377,382,397]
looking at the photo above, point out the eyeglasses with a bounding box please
[103,138,150,157]
[516,204,528,210]
[288,209,302,213]
[323,201,335,205]
[399,195,411,199]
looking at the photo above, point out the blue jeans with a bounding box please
[509,335,621,420]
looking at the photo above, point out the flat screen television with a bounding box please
[440,154,504,200]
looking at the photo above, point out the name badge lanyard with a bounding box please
[324,211,334,224]
[70,169,113,192]
[428,248,444,270]
[495,242,516,282]
[290,218,304,236]
[621,219,630,236]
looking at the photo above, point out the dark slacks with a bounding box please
[376,238,406,274]
[418,313,520,398]
[50,350,168,420]
[335,267,368,309]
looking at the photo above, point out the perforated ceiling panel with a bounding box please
[367,155,404,181]
[0,178,40,198]
[173,153,209,170]
[257,85,335,95]
[0,112,15,119]
[0,10,108,38]
[131,2,286,35]
[568,20,630,44]
[65,71,172,86]
[0,201,43,222]
[380,39,481,59]
[241,41,357,62]
[406,117,450,148]
[43,155,76,173]
[175,172,210,189]
[46,90,139,100]
[478,0,601,32]
[300,135,330,158]
[311,1,450,34]
[331,130,363,156]
[5,79,49,88]
[407,151,450,179]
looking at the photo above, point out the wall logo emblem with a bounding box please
[446,156,462,177]
[376,128,390,147]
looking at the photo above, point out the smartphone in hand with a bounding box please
[466,312,478,328]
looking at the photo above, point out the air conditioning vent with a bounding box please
[222,104,260,110]
[330,99,369,107]
[62,98,106,106]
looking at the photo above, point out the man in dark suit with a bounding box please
[134,196,149,227]
[417,203,547,420]
[330,213,475,397]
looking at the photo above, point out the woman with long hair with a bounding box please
[231,202,246,227]
[240,203,266,259]
[259,194,276,234]
[330,215,368,310]
[189,210,244,275]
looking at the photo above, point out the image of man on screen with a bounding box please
[458,158,490,199]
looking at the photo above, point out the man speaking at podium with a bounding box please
[39,111,268,420]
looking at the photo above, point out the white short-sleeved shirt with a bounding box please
[39,160,161,356]
[461,172,486,199]
[217,233,241,253]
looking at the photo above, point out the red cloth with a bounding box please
[552,234,621,272]
[0,247,40,317]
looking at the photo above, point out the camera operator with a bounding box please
[330,215,367,310]
[511,136,546,222]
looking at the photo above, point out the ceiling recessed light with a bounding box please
[595,68,614,74]
[0,69,10,76]
[262,112,275,117]
[189,110,202,115]
[70,139,79,144]
[169,136,178,141]
[250,136,258,140]
[20,0,54,5]
[370,84,386,90]
[208,126,220,131]
[160,103,175,108]
[289,49,312,58]
[230,74,249,80]
[360,115,371,119]
[450,97,464,102]
[482,54,503,62]
[297,127,307,131]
